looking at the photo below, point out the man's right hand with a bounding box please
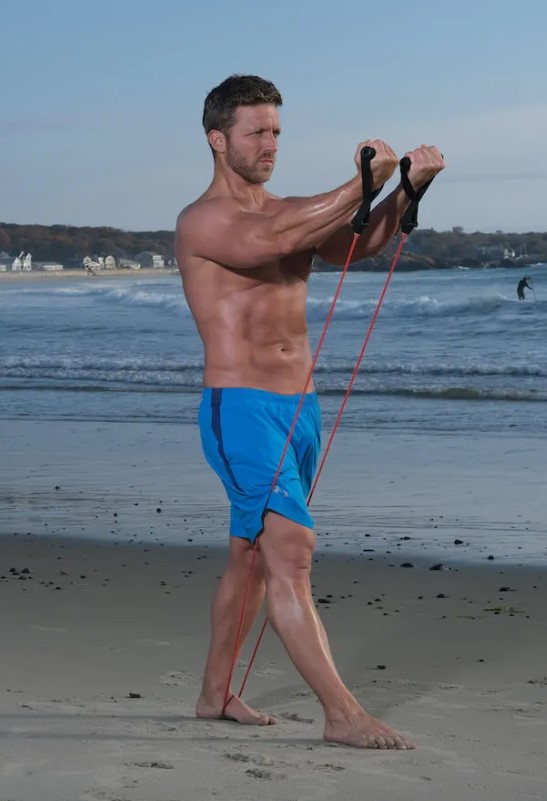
[354,139,399,190]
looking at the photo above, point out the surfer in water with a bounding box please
[175,74,444,749]
[517,276,533,300]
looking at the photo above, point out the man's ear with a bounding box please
[208,129,226,156]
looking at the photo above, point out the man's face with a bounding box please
[224,104,280,184]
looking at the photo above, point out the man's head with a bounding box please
[203,75,283,184]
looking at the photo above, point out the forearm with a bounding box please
[271,176,363,254]
[316,183,411,265]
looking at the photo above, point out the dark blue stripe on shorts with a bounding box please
[211,388,242,491]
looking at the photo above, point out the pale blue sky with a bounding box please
[2,0,546,232]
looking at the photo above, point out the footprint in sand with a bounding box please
[246,767,281,779]
[280,712,315,724]
[249,664,284,678]
[224,752,275,767]
[159,670,198,686]
[223,753,286,781]
[130,760,175,769]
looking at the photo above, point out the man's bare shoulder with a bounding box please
[177,196,232,232]
[178,190,285,231]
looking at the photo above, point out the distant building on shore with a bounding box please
[118,258,141,270]
[35,261,64,271]
[0,251,32,271]
[135,251,165,269]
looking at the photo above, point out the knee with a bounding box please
[228,541,265,584]
[260,517,315,582]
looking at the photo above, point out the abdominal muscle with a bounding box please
[193,275,315,395]
[203,333,314,395]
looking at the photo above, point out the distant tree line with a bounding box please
[1,222,547,271]
[0,223,175,263]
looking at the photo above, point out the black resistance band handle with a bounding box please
[399,156,434,235]
[352,146,383,235]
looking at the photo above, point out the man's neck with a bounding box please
[210,167,269,209]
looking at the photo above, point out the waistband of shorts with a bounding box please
[201,387,318,405]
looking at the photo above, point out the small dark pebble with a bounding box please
[454,539,464,545]
[317,598,331,604]
[488,555,495,560]
[401,563,414,568]
[436,593,446,599]
[156,508,162,513]
[430,563,446,571]
[128,692,142,699]
[498,587,511,592]
[376,665,386,670]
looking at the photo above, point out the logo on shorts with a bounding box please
[273,485,289,498]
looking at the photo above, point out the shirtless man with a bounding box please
[175,74,444,750]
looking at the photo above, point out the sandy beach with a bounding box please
[2,419,547,800]
[2,534,546,801]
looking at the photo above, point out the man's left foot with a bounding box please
[196,693,276,725]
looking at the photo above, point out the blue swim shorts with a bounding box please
[198,387,321,543]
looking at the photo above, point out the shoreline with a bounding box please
[0,268,179,282]
[1,263,545,283]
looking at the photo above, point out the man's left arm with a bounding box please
[314,183,410,266]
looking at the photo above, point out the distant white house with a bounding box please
[135,251,165,269]
[0,251,33,271]
[82,255,117,272]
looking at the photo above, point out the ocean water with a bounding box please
[2,264,547,563]
[1,264,546,435]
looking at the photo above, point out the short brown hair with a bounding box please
[202,74,282,135]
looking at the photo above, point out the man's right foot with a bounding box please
[324,711,414,750]
[196,693,275,726]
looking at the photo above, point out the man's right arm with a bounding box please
[176,178,363,271]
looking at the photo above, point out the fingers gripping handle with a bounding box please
[399,156,434,235]
[352,146,381,235]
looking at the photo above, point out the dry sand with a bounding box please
[1,533,546,801]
